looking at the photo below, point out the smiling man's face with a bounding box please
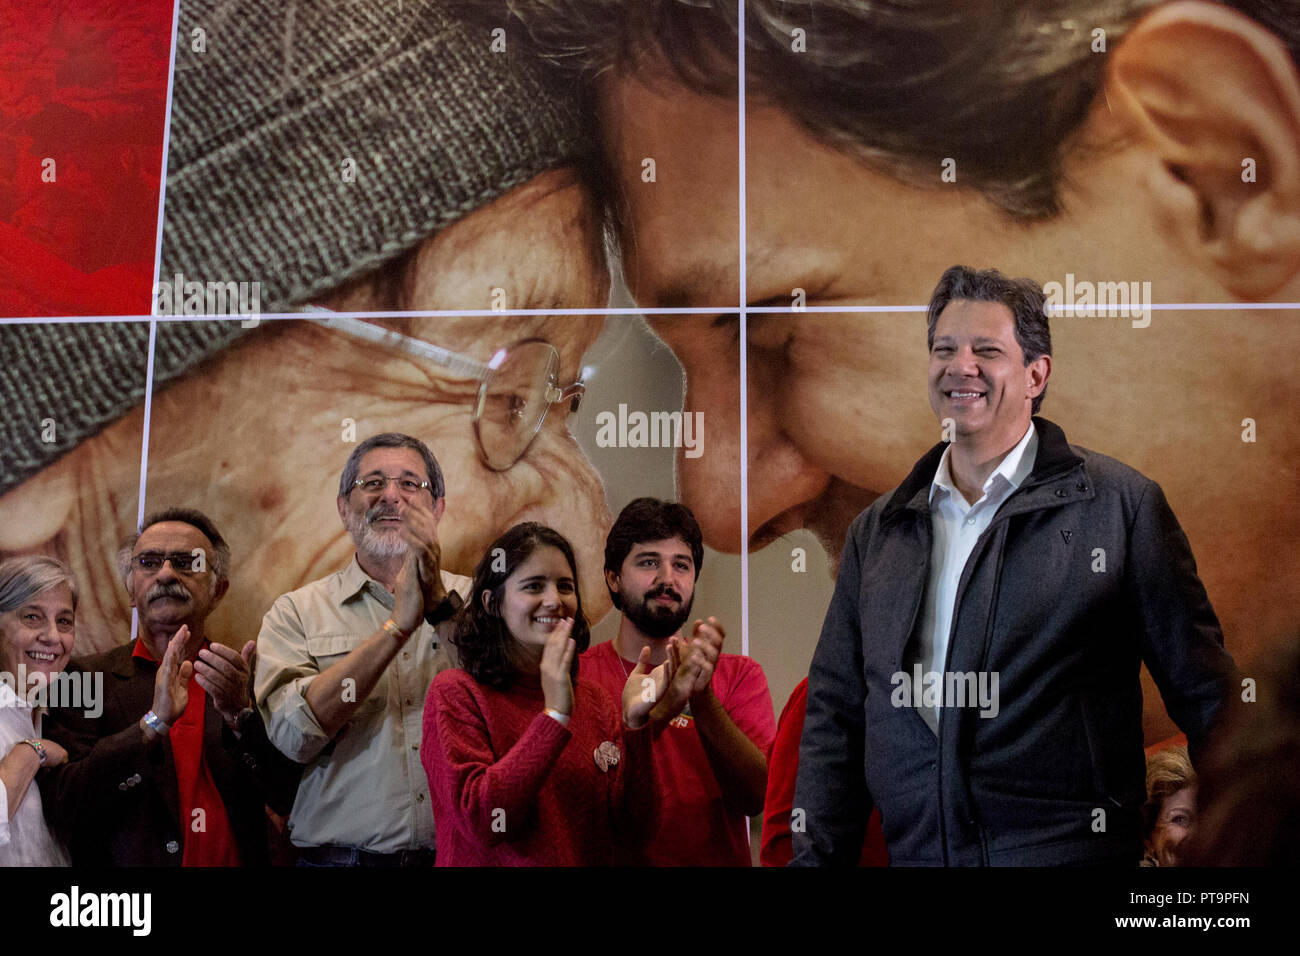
[338,446,437,560]
[607,536,698,640]
[927,299,1046,451]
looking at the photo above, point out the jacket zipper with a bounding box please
[899,512,946,862]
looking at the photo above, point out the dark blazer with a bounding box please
[39,641,300,866]
[792,418,1236,866]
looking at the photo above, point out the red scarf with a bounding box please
[134,639,242,866]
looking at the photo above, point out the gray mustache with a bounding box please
[147,583,190,603]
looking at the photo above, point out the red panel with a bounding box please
[0,0,173,316]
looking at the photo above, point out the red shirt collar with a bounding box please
[132,635,208,663]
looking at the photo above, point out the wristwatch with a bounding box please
[142,710,170,735]
[21,738,47,765]
[424,590,464,627]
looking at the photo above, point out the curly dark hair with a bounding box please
[603,497,704,611]
[452,522,592,690]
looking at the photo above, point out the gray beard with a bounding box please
[344,509,409,561]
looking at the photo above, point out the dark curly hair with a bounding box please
[603,497,704,611]
[452,522,592,690]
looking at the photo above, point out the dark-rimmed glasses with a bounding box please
[131,551,205,574]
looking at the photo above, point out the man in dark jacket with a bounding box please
[40,508,298,865]
[792,265,1235,866]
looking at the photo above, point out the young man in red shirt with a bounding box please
[581,498,774,866]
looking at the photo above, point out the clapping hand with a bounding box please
[540,618,577,717]
[391,548,425,638]
[403,495,446,608]
[643,618,724,723]
[622,645,678,730]
[196,639,255,727]
[683,617,724,696]
[150,626,193,726]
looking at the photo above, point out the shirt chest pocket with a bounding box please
[304,631,388,714]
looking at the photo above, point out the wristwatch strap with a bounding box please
[143,710,170,735]
[424,590,464,627]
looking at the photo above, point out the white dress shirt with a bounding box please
[911,423,1038,733]
[0,681,71,866]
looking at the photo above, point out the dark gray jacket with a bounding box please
[41,642,301,866]
[791,418,1234,866]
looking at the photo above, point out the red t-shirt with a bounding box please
[760,677,888,867]
[582,640,776,866]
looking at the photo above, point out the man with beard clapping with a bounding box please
[581,498,774,865]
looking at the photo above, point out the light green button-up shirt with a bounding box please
[254,556,471,853]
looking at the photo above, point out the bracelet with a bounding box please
[544,708,571,727]
[382,618,410,640]
[21,738,47,765]
[142,710,170,735]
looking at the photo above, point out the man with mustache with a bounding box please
[254,433,472,866]
[793,267,1235,866]
[582,498,774,865]
[40,508,297,866]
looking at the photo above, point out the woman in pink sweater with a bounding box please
[422,522,672,865]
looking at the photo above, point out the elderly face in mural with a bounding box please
[0,1,614,650]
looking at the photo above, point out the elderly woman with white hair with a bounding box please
[0,555,76,866]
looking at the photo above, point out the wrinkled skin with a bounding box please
[0,168,615,652]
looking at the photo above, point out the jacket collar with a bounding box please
[112,643,140,679]
[110,636,211,679]
[882,417,1083,522]
[1021,417,1086,485]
